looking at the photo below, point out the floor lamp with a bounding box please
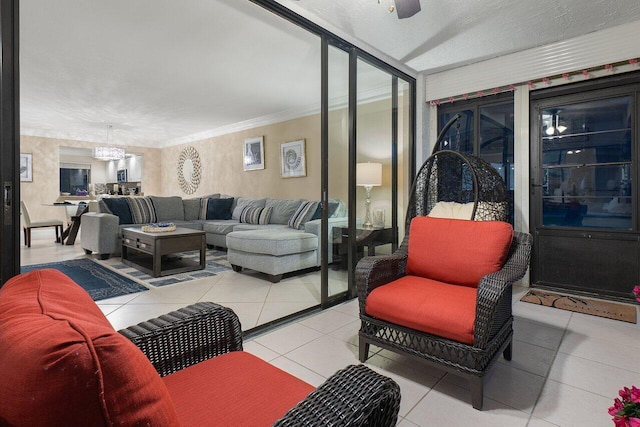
[356,162,382,228]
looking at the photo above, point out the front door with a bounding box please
[530,84,640,301]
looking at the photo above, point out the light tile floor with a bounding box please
[20,229,640,426]
[21,229,347,330]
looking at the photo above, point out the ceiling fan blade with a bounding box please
[395,0,421,19]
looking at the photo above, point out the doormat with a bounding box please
[95,249,231,287]
[520,289,637,323]
[21,258,148,301]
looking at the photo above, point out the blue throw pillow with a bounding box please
[101,198,133,225]
[206,198,234,220]
[310,201,339,221]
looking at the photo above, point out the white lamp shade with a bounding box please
[356,162,382,187]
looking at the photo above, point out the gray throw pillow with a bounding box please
[265,198,303,224]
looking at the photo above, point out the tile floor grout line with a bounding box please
[524,311,573,426]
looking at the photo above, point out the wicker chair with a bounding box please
[356,146,531,410]
[0,269,401,426]
[122,302,402,426]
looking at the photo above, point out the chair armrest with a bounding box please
[118,302,243,377]
[474,231,533,347]
[356,240,408,309]
[274,364,401,427]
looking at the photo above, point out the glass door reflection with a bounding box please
[325,44,350,299]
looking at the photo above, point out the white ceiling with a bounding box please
[20,0,640,149]
[281,0,640,74]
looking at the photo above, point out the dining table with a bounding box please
[46,202,89,245]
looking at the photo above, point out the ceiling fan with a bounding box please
[291,0,422,20]
[385,0,421,19]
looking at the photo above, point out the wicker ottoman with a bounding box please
[226,229,318,282]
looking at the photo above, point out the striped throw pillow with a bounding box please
[288,201,318,230]
[127,197,157,224]
[239,206,273,225]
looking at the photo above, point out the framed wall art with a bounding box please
[243,136,265,171]
[280,139,306,178]
[20,153,32,182]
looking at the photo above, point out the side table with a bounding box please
[332,227,394,270]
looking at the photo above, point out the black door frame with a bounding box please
[529,72,640,301]
[0,0,20,286]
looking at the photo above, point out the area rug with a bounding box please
[95,249,232,287]
[520,289,637,323]
[21,258,148,301]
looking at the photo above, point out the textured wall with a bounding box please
[161,114,322,200]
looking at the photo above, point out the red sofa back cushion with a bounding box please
[0,269,180,426]
[407,217,513,287]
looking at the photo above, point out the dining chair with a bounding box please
[20,201,64,247]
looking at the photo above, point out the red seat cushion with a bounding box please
[0,269,180,426]
[164,351,315,426]
[407,216,513,288]
[365,275,477,344]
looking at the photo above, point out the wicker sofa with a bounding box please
[0,269,401,426]
[81,195,347,280]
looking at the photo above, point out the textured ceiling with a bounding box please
[20,0,640,148]
[20,0,322,148]
[282,0,640,73]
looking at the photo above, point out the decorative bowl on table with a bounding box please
[141,222,176,233]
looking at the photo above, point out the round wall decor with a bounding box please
[177,146,202,194]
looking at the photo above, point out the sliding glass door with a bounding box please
[323,43,350,303]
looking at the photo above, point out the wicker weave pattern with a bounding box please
[274,364,401,426]
[119,302,401,426]
[119,302,243,377]
[405,150,509,228]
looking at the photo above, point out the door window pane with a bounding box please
[438,110,473,153]
[540,96,633,229]
[480,103,514,223]
[438,99,514,225]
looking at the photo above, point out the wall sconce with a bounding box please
[357,162,382,228]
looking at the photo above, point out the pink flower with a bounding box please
[614,417,629,427]
[612,385,640,425]
[633,286,640,302]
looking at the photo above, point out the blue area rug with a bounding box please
[96,249,232,287]
[21,258,148,301]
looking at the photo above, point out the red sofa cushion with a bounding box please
[406,216,513,288]
[365,275,477,344]
[164,350,315,426]
[0,269,180,426]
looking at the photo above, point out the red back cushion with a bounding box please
[0,269,180,426]
[407,216,513,287]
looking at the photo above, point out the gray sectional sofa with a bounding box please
[81,195,347,282]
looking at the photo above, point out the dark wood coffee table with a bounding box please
[121,227,206,277]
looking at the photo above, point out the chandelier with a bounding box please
[93,146,125,161]
[93,124,125,161]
